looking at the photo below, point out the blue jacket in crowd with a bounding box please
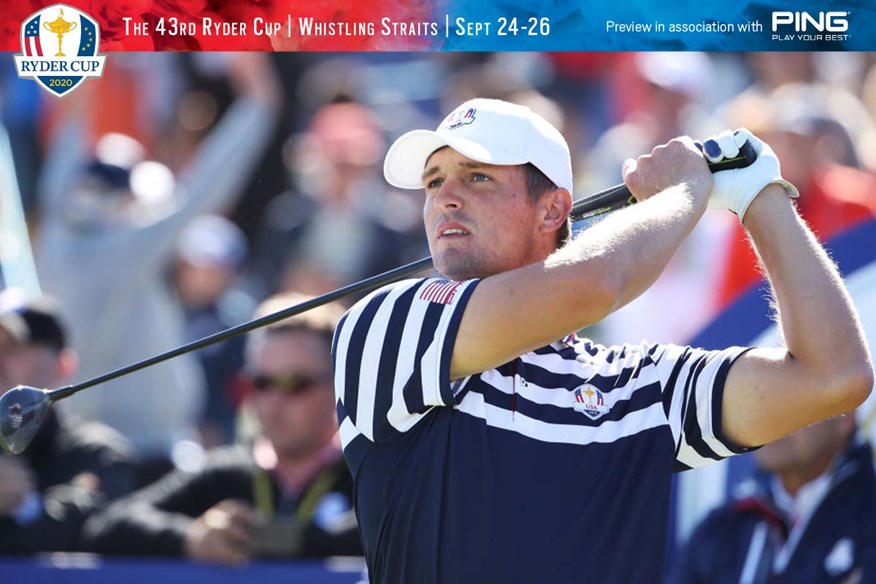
[670,438,876,583]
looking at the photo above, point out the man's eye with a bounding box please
[472,173,490,182]
[426,178,444,189]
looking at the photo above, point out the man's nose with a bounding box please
[432,177,464,211]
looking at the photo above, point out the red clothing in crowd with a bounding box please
[717,164,876,307]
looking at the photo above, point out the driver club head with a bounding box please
[0,385,51,455]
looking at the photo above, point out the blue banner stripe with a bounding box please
[442,0,873,50]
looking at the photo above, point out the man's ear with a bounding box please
[57,348,78,383]
[539,188,572,234]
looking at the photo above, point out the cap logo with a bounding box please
[445,107,476,130]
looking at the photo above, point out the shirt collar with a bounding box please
[550,331,579,350]
[770,471,833,525]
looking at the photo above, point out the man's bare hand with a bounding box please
[224,53,282,107]
[621,137,712,204]
[183,499,261,566]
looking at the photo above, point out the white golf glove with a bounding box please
[704,128,799,222]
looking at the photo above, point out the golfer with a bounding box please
[332,98,873,583]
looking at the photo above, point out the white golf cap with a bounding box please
[384,98,573,194]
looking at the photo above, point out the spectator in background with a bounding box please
[861,62,876,172]
[735,53,876,173]
[174,215,255,448]
[1,61,43,213]
[716,85,876,307]
[543,53,617,150]
[744,52,816,95]
[0,290,135,554]
[82,293,362,565]
[670,414,876,583]
[581,51,714,195]
[34,53,281,486]
[250,100,424,301]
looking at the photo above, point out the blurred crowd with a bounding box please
[1,51,875,577]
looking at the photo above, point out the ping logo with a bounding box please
[572,385,610,420]
[445,107,477,130]
[14,4,106,97]
[771,11,849,32]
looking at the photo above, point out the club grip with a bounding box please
[570,140,758,222]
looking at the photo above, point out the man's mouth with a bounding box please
[437,222,470,238]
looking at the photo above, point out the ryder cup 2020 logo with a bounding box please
[14,4,106,97]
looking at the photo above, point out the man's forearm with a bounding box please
[744,185,872,413]
[549,180,708,314]
[82,501,190,556]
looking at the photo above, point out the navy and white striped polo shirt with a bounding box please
[333,277,750,583]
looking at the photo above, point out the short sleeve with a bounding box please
[333,277,479,447]
[651,344,755,471]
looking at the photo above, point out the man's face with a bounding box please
[422,148,545,281]
[248,329,337,459]
[65,176,136,230]
[0,331,62,390]
[174,260,237,309]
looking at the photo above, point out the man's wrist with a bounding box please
[740,183,796,229]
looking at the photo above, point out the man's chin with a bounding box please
[434,258,480,282]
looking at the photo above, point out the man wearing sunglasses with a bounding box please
[82,293,363,565]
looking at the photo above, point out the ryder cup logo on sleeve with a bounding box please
[14,4,106,97]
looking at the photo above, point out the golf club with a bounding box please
[0,140,756,455]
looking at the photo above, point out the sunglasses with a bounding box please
[246,371,332,395]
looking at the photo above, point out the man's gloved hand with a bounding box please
[703,128,799,221]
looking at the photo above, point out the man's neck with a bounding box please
[777,447,842,497]
[253,435,342,495]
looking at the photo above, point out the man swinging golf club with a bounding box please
[332,98,873,583]
[0,103,756,456]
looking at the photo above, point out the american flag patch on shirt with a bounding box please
[419,280,463,305]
